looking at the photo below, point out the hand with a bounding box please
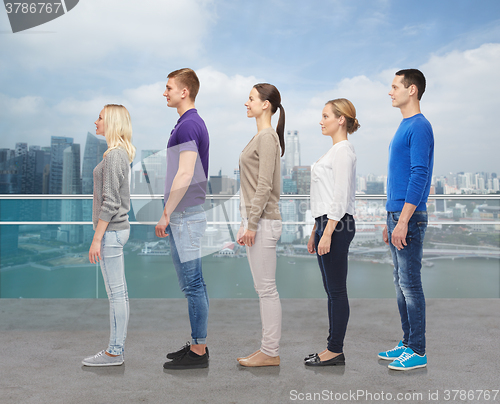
[382,225,389,245]
[239,229,256,247]
[391,222,408,251]
[155,212,170,238]
[317,233,331,256]
[236,226,245,246]
[89,239,101,264]
[307,233,316,254]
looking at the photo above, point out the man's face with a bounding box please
[388,75,411,109]
[163,78,185,108]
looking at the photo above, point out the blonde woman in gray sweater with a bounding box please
[82,104,136,367]
[236,84,285,367]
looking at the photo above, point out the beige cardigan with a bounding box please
[239,127,281,231]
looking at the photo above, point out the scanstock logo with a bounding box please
[4,0,79,33]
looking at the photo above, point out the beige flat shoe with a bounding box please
[237,349,261,362]
[238,351,280,367]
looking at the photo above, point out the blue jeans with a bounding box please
[100,228,130,356]
[387,211,428,356]
[168,205,209,345]
[315,214,355,353]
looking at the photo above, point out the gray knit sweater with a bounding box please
[92,147,131,231]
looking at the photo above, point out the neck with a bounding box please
[177,101,196,117]
[255,113,272,133]
[399,101,421,119]
[331,129,348,146]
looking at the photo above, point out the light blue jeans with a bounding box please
[387,211,427,356]
[168,205,209,345]
[100,228,130,356]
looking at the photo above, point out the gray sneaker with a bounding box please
[82,350,124,367]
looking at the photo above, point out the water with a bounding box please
[1,253,498,298]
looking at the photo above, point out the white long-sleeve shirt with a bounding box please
[310,140,356,221]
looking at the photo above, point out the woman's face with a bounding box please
[244,87,267,118]
[319,104,341,137]
[94,108,105,136]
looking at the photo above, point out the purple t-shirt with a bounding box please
[164,109,210,211]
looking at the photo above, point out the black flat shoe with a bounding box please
[304,353,345,367]
[304,353,317,361]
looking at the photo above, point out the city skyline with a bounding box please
[1,132,498,196]
[1,1,500,179]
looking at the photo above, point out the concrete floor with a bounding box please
[0,298,499,404]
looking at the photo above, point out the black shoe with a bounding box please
[166,342,210,360]
[304,353,345,367]
[304,353,316,361]
[163,350,209,370]
[166,342,190,359]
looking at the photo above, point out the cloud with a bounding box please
[0,0,217,70]
[1,43,499,180]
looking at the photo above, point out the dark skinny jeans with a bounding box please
[315,214,355,353]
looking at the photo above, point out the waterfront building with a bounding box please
[284,130,300,176]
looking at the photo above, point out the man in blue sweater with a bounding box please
[378,69,434,371]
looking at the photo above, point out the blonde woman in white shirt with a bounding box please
[304,98,359,367]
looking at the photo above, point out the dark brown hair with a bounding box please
[395,69,426,100]
[253,83,285,157]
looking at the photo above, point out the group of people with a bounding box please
[82,67,434,373]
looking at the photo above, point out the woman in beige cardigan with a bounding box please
[236,83,285,367]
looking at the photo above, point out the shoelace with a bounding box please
[388,345,404,353]
[93,350,106,358]
[397,352,413,363]
[177,341,190,351]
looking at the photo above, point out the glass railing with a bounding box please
[1,194,498,298]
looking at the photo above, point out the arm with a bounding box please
[241,132,278,246]
[390,124,433,250]
[246,132,278,231]
[317,219,338,256]
[236,224,245,246]
[155,150,197,238]
[318,146,354,255]
[91,151,125,262]
[89,219,109,263]
[99,150,126,223]
[405,127,433,208]
[390,202,417,250]
[307,223,317,254]
[328,146,355,222]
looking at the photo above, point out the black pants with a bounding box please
[315,214,355,353]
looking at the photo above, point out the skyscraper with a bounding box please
[284,130,300,176]
[49,136,74,194]
[82,132,107,194]
[58,144,82,243]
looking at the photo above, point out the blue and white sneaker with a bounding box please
[388,347,427,371]
[378,341,406,360]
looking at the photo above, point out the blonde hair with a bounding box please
[325,98,360,134]
[102,104,136,163]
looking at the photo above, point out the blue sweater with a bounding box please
[386,113,434,212]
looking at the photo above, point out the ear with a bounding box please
[262,100,271,110]
[409,84,417,97]
[338,115,346,125]
[181,88,189,99]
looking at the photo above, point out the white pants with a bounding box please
[245,218,282,357]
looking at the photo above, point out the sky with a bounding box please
[1,0,500,178]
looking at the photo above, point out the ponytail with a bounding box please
[276,104,285,157]
[253,83,286,157]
